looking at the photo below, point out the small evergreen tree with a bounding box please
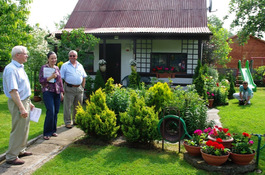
[193,68,207,100]
[93,70,105,92]
[129,66,140,88]
[120,92,159,143]
[85,76,94,99]
[76,88,119,141]
[104,77,115,94]
[193,59,202,81]
[228,74,236,99]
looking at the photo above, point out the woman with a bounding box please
[39,51,64,140]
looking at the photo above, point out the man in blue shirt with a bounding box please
[233,81,253,105]
[60,50,87,128]
[3,46,35,165]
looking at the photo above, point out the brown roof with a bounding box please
[64,0,211,34]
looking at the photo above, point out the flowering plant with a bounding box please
[232,132,255,154]
[129,59,137,66]
[152,66,175,73]
[207,91,215,99]
[210,126,232,140]
[201,140,230,156]
[34,83,42,96]
[184,128,212,147]
[98,59,107,66]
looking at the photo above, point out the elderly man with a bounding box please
[233,81,253,105]
[60,50,87,128]
[3,46,34,165]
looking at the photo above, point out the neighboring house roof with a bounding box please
[228,35,265,45]
[59,0,211,35]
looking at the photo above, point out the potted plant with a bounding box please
[129,59,137,70]
[152,66,175,78]
[201,140,230,166]
[99,59,107,72]
[207,91,215,108]
[34,83,42,102]
[230,132,256,165]
[184,129,209,156]
[208,126,233,148]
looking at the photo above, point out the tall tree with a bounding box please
[228,0,265,44]
[0,0,33,67]
[54,14,70,30]
[202,15,233,67]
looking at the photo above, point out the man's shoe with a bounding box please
[6,158,25,165]
[19,152,32,158]
[66,124,72,128]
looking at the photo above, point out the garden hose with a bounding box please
[158,115,191,143]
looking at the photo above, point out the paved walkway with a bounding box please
[0,108,221,175]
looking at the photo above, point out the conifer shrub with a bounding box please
[120,92,159,143]
[193,68,207,100]
[146,82,172,115]
[85,76,94,99]
[104,77,115,94]
[129,66,140,89]
[93,70,105,92]
[76,88,119,141]
[228,74,236,99]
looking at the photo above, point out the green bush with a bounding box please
[166,85,211,133]
[120,92,159,143]
[104,77,115,94]
[129,66,140,89]
[93,70,105,91]
[106,87,130,127]
[146,82,172,115]
[85,75,94,99]
[193,68,207,100]
[76,88,119,141]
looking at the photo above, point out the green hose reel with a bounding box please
[158,115,191,143]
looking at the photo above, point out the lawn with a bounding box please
[0,93,65,155]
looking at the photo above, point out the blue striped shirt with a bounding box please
[60,61,87,85]
[3,60,31,100]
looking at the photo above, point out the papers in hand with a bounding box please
[43,67,55,83]
[30,107,42,122]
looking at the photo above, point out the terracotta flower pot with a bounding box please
[183,141,201,156]
[208,135,234,149]
[34,96,42,102]
[208,99,214,108]
[230,151,256,165]
[201,150,230,166]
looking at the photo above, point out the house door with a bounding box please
[99,44,121,83]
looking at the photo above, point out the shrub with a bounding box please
[166,85,211,133]
[104,77,115,94]
[129,66,140,88]
[106,87,130,127]
[85,76,94,99]
[146,82,172,115]
[93,70,105,91]
[193,68,207,100]
[76,88,119,141]
[120,92,159,143]
[193,59,202,81]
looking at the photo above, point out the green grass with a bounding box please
[217,87,265,172]
[0,92,65,154]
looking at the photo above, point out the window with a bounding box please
[135,39,152,73]
[151,53,187,73]
[83,52,94,72]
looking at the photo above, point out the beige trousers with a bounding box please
[63,83,84,125]
[6,97,31,161]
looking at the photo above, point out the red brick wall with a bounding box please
[217,35,265,69]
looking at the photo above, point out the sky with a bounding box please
[27,0,235,33]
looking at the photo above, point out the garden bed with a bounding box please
[183,152,256,174]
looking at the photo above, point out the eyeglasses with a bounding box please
[69,55,76,58]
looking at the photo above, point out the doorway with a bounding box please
[99,44,121,83]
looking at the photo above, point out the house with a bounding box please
[55,0,212,85]
[218,35,265,72]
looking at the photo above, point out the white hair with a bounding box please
[68,50,78,56]
[11,46,28,58]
